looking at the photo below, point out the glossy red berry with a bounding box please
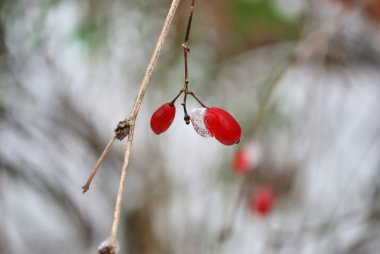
[250,186,275,216]
[150,103,176,135]
[204,107,241,146]
[233,148,252,174]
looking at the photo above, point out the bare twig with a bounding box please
[181,0,195,124]
[167,0,207,123]
[110,124,135,240]
[177,0,209,124]
[91,0,182,252]
[82,137,116,194]
[130,0,182,118]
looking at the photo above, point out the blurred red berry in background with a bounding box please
[233,148,252,174]
[250,186,275,216]
[232,142,263,174]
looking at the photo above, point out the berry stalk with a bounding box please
[179,0,207,124]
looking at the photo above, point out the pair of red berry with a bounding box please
[150,103,241,146]
[231,144,274,216]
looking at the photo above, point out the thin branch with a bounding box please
[182,0,195,89]
[170,89,184,105]
[110,124,135,239]
[181,0,198,124]
[97,0,182,252]
[168,0,207,121]
[184,0,195,43]
[130,0,182,118]
[82,136,116,194]
[188,91,207,108]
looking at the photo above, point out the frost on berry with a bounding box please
[150,103,176,135]
[190,107,241,145]
[189,108,211,137]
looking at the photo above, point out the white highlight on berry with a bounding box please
[189,108,211,138]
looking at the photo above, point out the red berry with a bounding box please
[233,148,252,174]
[204,107,241,146]
[150,103,176,134]
[250,186,275,216]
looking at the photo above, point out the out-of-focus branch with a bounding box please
[217,4,358,248]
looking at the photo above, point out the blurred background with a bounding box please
[1,0,380,253]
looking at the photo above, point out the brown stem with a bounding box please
[105,0,182,243]
[129,1,182,118]
[170,89,184,105]
[183,43,190,91]
[91,0,182,252]
[110,123,135,239]
[82,136,116,194]
[180,0,195,123]
[181,93,190,124]
[184,0,195,43]
[175,0,208,120]
[188,91,207,108]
